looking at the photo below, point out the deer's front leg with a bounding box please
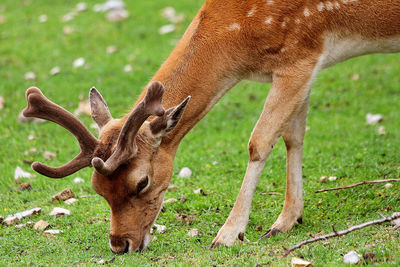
[211,63,317,248]
[262,93,309,238]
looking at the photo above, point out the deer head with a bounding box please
[23,82,190,253]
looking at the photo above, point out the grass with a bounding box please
[0,0,399,265]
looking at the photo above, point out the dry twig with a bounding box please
[315,179,400,193]
[282,213,400,257]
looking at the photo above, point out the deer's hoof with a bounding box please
[261,228,281,239]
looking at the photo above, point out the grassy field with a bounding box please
[1,0,399,265]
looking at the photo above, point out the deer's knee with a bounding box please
[248,139,266,162]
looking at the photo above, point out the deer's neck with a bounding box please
[137,12,241,153]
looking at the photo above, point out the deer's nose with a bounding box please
[109,235,131,254]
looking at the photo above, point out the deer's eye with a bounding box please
[137,176,149,194]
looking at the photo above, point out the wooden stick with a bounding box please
[282,213,400,257]
[315,179,400,193]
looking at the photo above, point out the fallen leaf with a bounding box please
[50,66,61,76]
[73,57,85,68]
[167,185,179,191]
[24,72,36,80]
[14,166,33,179]
[187,228,200,237]
[153,224,166,234]
[180,194,187,203]
[106,9,129,22]
[351,73,360,81]
[106,45,118,54]
[161,7,184,24]
[174,214,194,225]
[328,176,337,181]
[43,151,57,160]
[24,148,38,155]
[75,2,87,12]
[163,198,178,204]
[44,229,63,236]
[64,198,78,205]
[159,24,175,34]
[34,220,49,230]
[38,14,48,23]
[49,207,71,216]
[366,113,383,125]
[74,177,84,183]
[0,15,6,24]
[212,161,219,165]
[51,188,75,202]
[123,64,133,72]
[17,183,32,191]
[15,222,34,229]
[4,208,41,226]
[320,176,328,182]
[179,167,192,178]
[291,257,312,267]
[93,0,125,12]
[391,212,400,228]
[384,183,393,189]
[343,251,361,264]
[0,96,4,109]
[74,99,91,116]
[62,12,76,22]
[378,125,386,135]
[194,188,207,195]
[28,134,35,140]
[18,111,46,124]
[63,26,74,35]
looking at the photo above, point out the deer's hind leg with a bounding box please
[211,59,318,248]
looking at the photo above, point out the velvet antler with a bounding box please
[91,81,165,176]
[23,87,99,178]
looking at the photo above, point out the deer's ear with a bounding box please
[149,96,190,138]
[90,87,112,129]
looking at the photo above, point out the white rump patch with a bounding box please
[247,7,256,17]
[303,8,311,17]
[265,16,273,24]
[227,23,241,31]
[317,2,325,11]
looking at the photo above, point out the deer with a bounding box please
[23,0,399,253]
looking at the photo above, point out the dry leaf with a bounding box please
[106,9,129,22]
[65,198,78,205]
[366,113,383,125]
[18,110,46,123]
[14,166,33,179]
[159,24,175,34]
[153,224,166,234]
[73,57,85,68]
[194,188,207,195]
[180,194,187,203]
[75,2,87,12]
[178,167,192,178]
[212,161,219,165]
[4,208,41,226]
[167,185,179,191]
[74,99,91,116]
[34,220,49,230]
[106,45,118,54]
[51,188,75,202]
[378,126,386,135]
[187,228,200,237]
[343,251,360,264]
[15,222,34,229]
[63,26,74,35]
[43,151,57,160]
[49,207,70,216]
[17,183,32,191]
[0,96,4,110]
[163,198,178,204]
[74,177,84,183]
[328,176,337,181]
[351,73,360,81]
[291,257,312,267]
[93,0,125,12]
[174,214,194,225]
[62,12,76,22]
[50,66,61,76]
[161,7,184,24]
[384,183,393,189]
[39,14,48,23]
[123,64,133,72]
[24,72,36,80]
[44,229,63,236]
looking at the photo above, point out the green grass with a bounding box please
[1,1,399,265]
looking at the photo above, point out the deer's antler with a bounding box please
[91,81,165,176]
[23,87,99,178]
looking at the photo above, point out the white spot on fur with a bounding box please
[295,18,300,24]
[317,2,325,11]
[334,1,340,8]
[303,8,310,17]
[265,16,273,24]
[326,1,334,10]
[247,7,256,17]
[267,0,274,5]
[227,23,241,31]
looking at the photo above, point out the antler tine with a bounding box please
[92,81,165,176]
[23,87,99,178]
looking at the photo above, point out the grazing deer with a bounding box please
[23,0,399,253]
